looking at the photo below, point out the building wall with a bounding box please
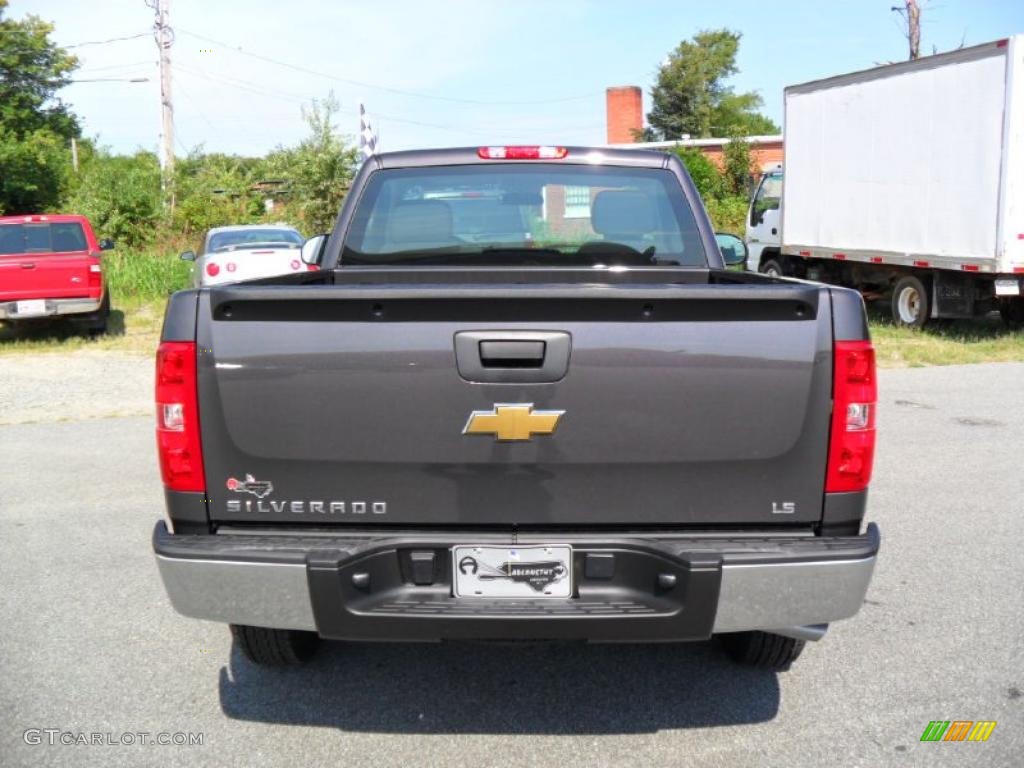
[696,141,784,173]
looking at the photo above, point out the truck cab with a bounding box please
[745,165,783,274]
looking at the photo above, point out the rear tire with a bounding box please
[230,624,320,666]
[722,631,806,671]
[760,258,786,278]
[85,292,111,336]
[891,275,930,328]
[1000,297,1024,326]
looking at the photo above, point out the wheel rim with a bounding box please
[764,263,781,277]
[897,286,921,324]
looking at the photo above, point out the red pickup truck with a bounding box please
[0,214,113,335]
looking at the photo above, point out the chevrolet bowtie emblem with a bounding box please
[463,404,565,441]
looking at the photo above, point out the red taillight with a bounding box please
[826,340,877,493]
[477,146,568,160]
[206,262,220,277]
[88,261,102,290]
[306,263,320,271]
[155,341,205,492]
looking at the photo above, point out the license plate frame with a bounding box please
[452,545,573,598]
[14,299,48,317]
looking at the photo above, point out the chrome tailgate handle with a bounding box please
[455,331,570,383]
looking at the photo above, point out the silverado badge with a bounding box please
[226,474,274,499]
[463,404,564,441]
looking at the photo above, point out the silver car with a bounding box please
[181,224,305,287]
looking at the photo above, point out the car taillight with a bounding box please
[306,264,319,271]
[826,340,877,493]
[206,262,220,277]
[477,146,568,160]
[155,341,205,492]
[88,262,102,289]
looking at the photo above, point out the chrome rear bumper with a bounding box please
[154,522,879,642]
[0,296,103,320]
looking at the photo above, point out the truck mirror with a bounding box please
[99,238,115,251]
[715,233,748,267]
[180,250,196,261]
[301,234,328,266]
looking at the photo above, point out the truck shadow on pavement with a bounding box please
[218,639,780,734]
[0,310,125,342]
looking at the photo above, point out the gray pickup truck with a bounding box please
[153,145,879,671]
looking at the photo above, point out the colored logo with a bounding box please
[225,474,274,499]
[463,404,564,441]
[920,721,997,742]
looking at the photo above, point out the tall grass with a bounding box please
[102,249,193,301]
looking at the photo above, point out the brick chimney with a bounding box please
[606,86,643,144]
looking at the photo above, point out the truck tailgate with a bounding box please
[0,252,92,301]
[198,279,833,528]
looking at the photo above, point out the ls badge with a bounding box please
[463,404,564,441]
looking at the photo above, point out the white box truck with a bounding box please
[745,36,1024,327]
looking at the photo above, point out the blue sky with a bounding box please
[14,0,1024,156]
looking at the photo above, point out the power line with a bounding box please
[176,28,601,107]
[65,32,151,49]
[69,77,150,83]
[76,60,156,73]
[175,64,605,138]
[175,65,524,138]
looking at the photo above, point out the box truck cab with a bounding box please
[745,166,783,275]
[744,37,1024,327]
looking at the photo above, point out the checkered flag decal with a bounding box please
[359,102,377,159]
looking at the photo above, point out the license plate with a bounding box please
[15,299,48,317]
[994,279,1021,297]
[453,545,572,598]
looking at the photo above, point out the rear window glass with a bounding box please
[207,228,302,252]
[342,164,706,267]
[0,223,88,255]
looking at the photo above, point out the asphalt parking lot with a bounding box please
[1,355,1021,767]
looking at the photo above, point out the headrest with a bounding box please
[591,190,656,236]
[388,201,453,244]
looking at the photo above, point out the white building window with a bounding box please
[563,185,590,219]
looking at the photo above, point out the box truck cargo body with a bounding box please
[746,36,1024,326]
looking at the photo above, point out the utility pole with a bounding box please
[71,138,79,173]
[150,0,175,205]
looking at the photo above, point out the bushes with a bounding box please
[67,151,163,248]
[704,196,749,234]
[673,142,752,234]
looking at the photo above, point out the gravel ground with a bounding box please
[0,351,151,425]
[1,361,1021,767]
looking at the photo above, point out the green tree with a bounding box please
[172,151,265,239]
[672,147,723,200]
[264,93,359,234]
[0,0,80,213]
[721,135,754,196]
[68,150,163,248]
[647,29,779,140]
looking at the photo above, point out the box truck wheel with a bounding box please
[1000,298,1024,326]
[230,624,320,666]
[892,275,930,328]
[760,258,786,278]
